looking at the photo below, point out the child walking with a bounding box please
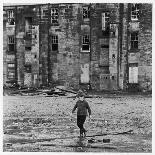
[71,90,91,137]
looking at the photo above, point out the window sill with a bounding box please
[81,50,90,53]
[129,48,139,53]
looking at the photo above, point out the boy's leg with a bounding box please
[81,115,87,137]
[77,115,83,137]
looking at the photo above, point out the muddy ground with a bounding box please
[3,94,152,152]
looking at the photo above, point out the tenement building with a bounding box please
[3,3,152,91]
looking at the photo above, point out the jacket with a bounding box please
[72,100,91,116]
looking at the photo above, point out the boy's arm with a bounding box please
[86,101,91,116]
[72,102,77,113]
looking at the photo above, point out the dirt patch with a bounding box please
[3,95,152,152]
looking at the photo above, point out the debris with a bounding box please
[103,139,110,143]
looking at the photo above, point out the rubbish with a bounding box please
[103,139,110,143]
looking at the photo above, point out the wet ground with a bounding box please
[3,95,152,152]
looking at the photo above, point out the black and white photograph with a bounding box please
[2,0,153,153]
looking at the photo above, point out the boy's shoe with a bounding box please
[82,128,87,137]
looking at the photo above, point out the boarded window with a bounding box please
[129,63,138,83]
[51,35,58,51]
[83,6,90,19]
[8,36,15,51]
[51,8,59,24]
[102,12,110,32]
[131,32,138,49]
[8,63,15,68]
[80,64,89,83]
[131,4,140,20]
[7,10,15,25]
[82,35,90,51]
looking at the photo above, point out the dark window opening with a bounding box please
[51,35,58,51]
[101,45,109,48]
[82,44,89,51]
[112,54,115,59]
[52,44,58,51]
[112,76,115,80]
[8,44,15,51]
[24,65,31,73]
[34,55,37,59]
[131,32,138,49]
[102,27,110,36]
[25,46,31,51]
[82,35,90,51]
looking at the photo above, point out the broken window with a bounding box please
[7,10,15,25]
[102,12,110,31]
[131,32,138,49]
[83,6,90,19]
[51,8,59,24]
[8,36,15,52]
[51,35,58,51]
[82,35,90,51]
[131,4,140,20]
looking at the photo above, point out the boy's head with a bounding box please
[78,91,85,101]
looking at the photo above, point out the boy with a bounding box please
[71,91,91,137]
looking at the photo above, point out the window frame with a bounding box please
[51,8,59,24]
[131,4,140,21]
[102,12,110,31]
[130,32,138,49]
[83,6,90,20]
[8,36,15,52]
[51,35,58,51]
[82,35,90,52]
[7,9,15,25]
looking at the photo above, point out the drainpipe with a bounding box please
[126,4,131,90]
[47,3,50,86]
[15,6,18,85]
[89,3,92,90]
[117,3,124,90]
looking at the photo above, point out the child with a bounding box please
[71,90,91,137]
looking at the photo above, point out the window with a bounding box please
[8,72,15,79]
[131,32,138,49]
[131,4,140,20]
[51,35,58,51]
[82,35,90,51]
[25,65,31,73]
[51,8,59,24]
[41,8,48,18]
[25,46,32,51]
[7,10,15,25]
[8,36,15,51]
[102,12,110,31]
[83,6,90,19]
